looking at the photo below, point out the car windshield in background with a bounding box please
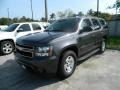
[46,18,79,32]
[2,24,19,32]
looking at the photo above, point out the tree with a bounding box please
[12,17,19,23]
[87,9,112,20]
[0,18,8,25]
[65,9,74,17]
[50,13,56,20]
[57,11,66,19]
[57,9,75,19]
[77,11,84,17]
[87,9,95,16]
[108,0,120,14]
[40,17,46,22]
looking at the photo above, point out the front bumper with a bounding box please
[15,53,59,73]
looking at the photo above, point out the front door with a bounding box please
[77,18,95,57]
[15,24,32,39]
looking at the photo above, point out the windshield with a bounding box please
[2,24,19,32]
[46,18,80,32]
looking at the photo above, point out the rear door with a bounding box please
[99,19,109,35]
[78,18,95,57]
[91,18,102,47]
[32,23,43,33]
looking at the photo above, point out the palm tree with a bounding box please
[108,0,120,14]
[50,13,56,20]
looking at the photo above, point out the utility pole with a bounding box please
[44,0,48,22]
[7,8,9,25]
[30,0,34,21]
[116,0,118,14]
[97,0,99,17]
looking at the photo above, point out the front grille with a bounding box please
[16,44,34,58]
[16,44,34,49]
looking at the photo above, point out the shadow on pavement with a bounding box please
[0,59,60,90]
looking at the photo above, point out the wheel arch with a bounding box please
[59,45,78,61]
[0,39,15,46]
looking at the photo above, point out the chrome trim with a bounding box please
[16,45,33,52]
[16,45,34,58]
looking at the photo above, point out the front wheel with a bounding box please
[0,41,14,55]
[99,39,106,53]
[58,51,77,79]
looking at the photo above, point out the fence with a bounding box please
[107,20,120,37]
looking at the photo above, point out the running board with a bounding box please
[78,48,100,61]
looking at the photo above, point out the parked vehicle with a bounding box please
[15,16,109,78]
[0,22,49,55]
[0,25,8,30]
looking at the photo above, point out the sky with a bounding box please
[0,0,117,20]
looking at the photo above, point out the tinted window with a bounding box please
[99,19,106,26]
[46,18,80,32]
[81,19,92,28]
[92,19,100,26]
[18,24,31,31]
[32,24,41,31]
[2,24,19,32]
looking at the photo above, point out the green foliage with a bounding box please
[107,37,120,50]
[111,0,120,9]
[108,0,120,13]
[57,9,75,19]
[0,18,8,25]
[50,13,56,20]
[87,9,112,20]
[0,16,37,25]
[40,17,46,22]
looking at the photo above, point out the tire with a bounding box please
[99,39,106,53]
[58,51,77,79]
[0,41,14,55]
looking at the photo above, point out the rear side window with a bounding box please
[99,19,106,26]
[32,24,41,31]
[19,24,31,31]
[91,19,100,26]
[81,19,92,28]
[91,19,101,30]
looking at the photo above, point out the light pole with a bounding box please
[7,8,10,24]
[97,0,99,17]
[30,0,34,21]
[44,0,48,22]
[116,0,118,14]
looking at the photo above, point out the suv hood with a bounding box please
[0,31,14,40]
[17,31,66,45]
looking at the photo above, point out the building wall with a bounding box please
[107,21,120,37]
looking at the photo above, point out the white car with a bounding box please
[0,22,49,55]
[0,25,8,30]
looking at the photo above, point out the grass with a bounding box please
[107,37,120,50]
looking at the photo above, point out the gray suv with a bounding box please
[15,16,109,78]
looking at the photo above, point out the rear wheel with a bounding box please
[58,51,77,79]
[0,41,14,55]
[99,39,106,53]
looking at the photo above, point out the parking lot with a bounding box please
[0,50,120,90]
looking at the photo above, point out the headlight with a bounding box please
[35,46,52,56]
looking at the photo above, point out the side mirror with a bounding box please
[79,26,93,34]
[17,28,23,33]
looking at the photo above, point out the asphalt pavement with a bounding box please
[0,50,120,90]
